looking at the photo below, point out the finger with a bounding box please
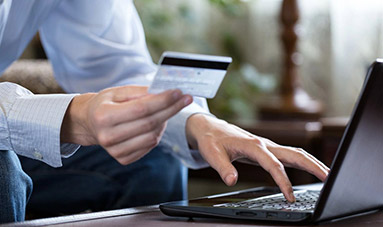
[199,142,238,186]
[270,146,330,181]
[300,150,330,174]
[105,128,164,160]
[231,126,329,172]
[239,143,295,202]
[114,148,152,165]
[263,138,330,173]
[111,90,192,124]
[109,85,149,102]
[302,149,330,172]
[97,94,190,146]
[269,163,295,203]
[268,146,329,182]
[98,116,167,147]
[256,137,330,178]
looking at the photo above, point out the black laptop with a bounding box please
[160,60,383,223]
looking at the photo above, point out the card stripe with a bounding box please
[162,57,230,70]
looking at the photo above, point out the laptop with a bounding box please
[159,59,383,223]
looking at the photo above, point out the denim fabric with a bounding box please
[0,150,33,224]
[19,144,187,217]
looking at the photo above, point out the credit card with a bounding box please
[148,52,232,98]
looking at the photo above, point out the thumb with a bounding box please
[112,85,149,102]
[201,143,239,186]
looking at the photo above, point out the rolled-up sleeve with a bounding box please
[0,82,79,167]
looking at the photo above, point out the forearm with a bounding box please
[0,82,79,167]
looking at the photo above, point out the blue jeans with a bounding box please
[19,144,187,217]
[0,150,33,223]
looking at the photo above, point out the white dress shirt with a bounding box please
[0,0,209,168]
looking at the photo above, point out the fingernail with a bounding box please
[225,173,237,186]
[172,90,182,100]
[184,96,193,105]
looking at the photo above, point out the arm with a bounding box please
[38,0,212,167]
[38,0,328,200]
[0,82,192,167]
[0,82,78,167]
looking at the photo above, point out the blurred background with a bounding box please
[21,0,383,120]
[16,0,383,198]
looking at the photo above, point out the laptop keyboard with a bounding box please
[214,190,320,212]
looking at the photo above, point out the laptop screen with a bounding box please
[314,60,383,221]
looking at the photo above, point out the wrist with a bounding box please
[60,93,96,145]
[186,113,217,150]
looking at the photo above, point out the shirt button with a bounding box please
[33,150,43,160]
[172,145,181,153]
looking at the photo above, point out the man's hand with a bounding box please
[186,114,330,202]
[61,85,192,165]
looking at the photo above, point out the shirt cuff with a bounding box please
[60,143,81,158]
[160,102,213,169]
[8,93,79,167]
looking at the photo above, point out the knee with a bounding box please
[1,151,33,197]
[139,148,188,200]
[0,150,33,223]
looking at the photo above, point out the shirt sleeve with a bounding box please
[38,0,157,93]
[0,82,80,167]
[38,0,210,168]
[0,0,12,45]
[161,100,212,169]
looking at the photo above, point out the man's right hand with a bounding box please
[60,86,193,165]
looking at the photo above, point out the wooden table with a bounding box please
[3,205,383,227]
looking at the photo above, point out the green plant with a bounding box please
[208,0,245,16]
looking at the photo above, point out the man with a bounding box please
[0,0,329,223]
